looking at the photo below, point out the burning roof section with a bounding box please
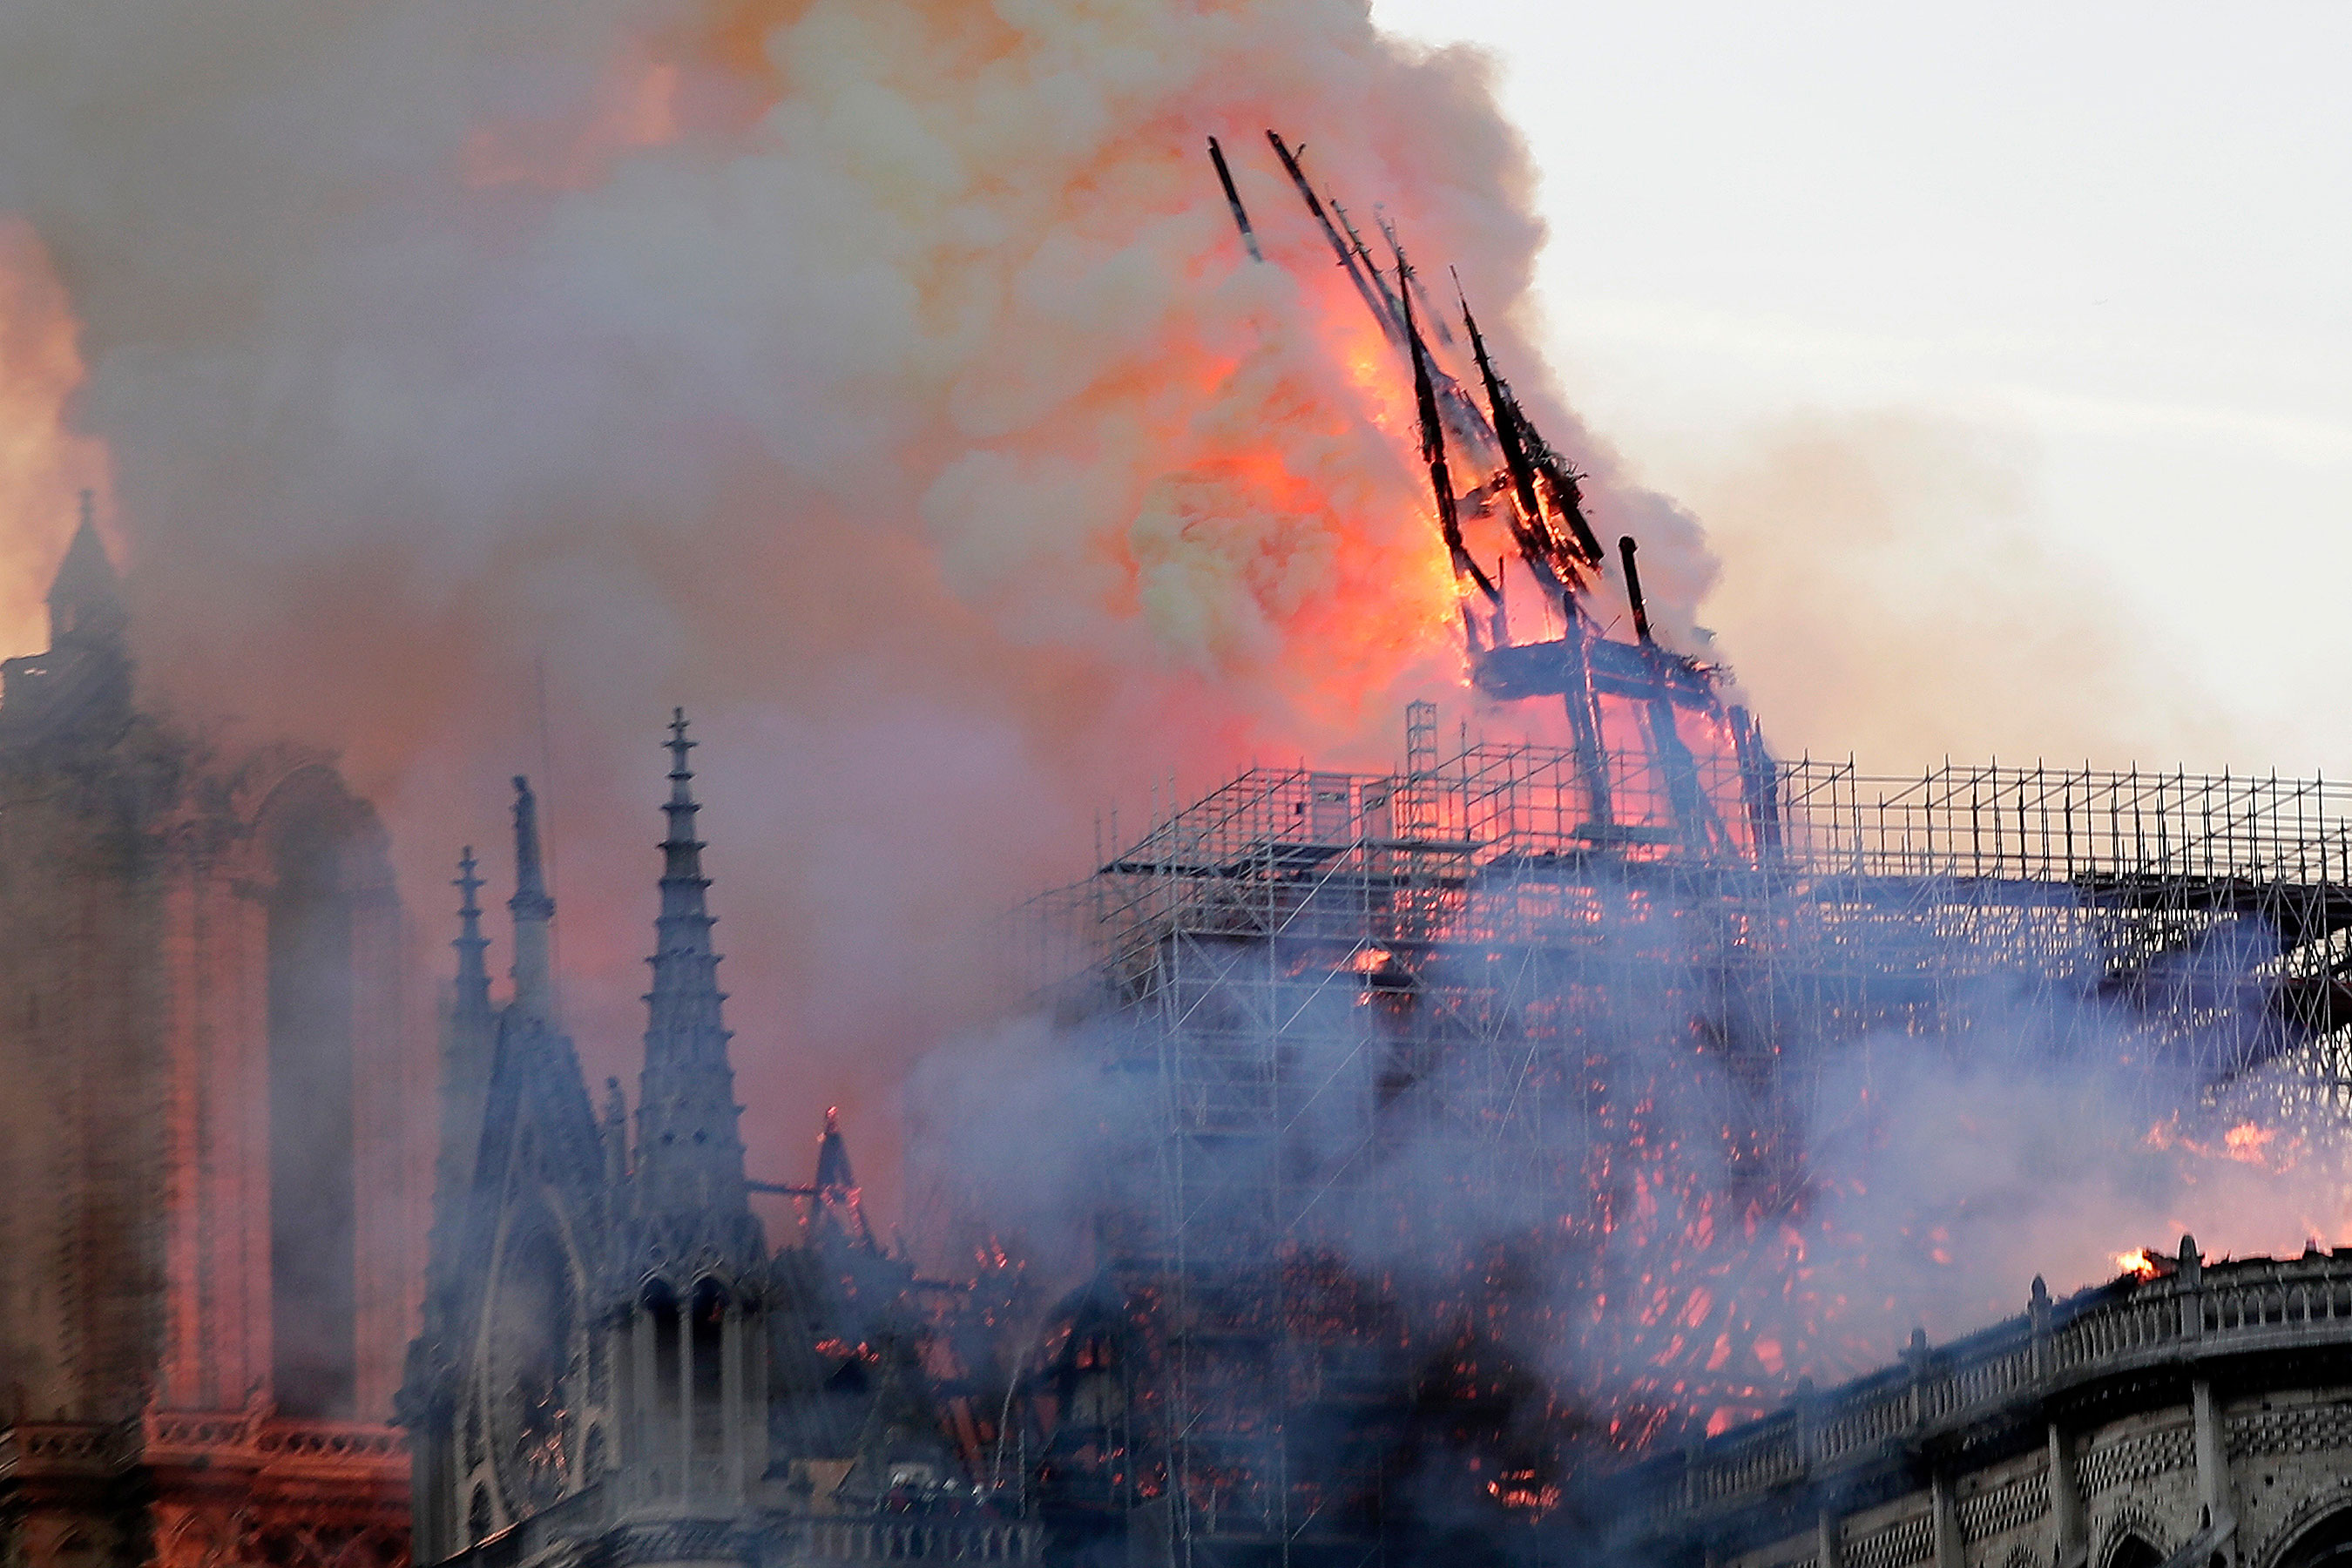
[1215,131,1765,859]
[1021,709,2352,1550]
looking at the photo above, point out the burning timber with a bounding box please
[1020,706,2352,1565]
[980,147,2352,1566]
[1231,129,1773,860]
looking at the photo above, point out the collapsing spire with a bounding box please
[1393,241,1497,646]
[508,777,556,1024]
[1206,137,1263,262]
[632,709,760,1264]
[1205,131,1775,861]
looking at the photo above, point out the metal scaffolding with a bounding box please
[1024,706,2352,1567]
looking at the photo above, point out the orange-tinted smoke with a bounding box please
[0,0,1712,1222]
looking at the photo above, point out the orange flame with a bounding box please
[0,218,112,658]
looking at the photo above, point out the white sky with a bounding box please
[1373,0,2352,775]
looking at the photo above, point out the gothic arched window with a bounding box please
[483,1220,577,1516]
[2279,1507,2352,1568]
[257,767,383,1418]
[688,1278,728,1470]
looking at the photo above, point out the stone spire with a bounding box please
[508,775,556,1025]
[426,847,498,1308]
[47,491,127,649]
[3,492,132,739]
[632,710,760,1265]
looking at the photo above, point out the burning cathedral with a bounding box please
[10,135,2352,1568]
[977,137,2352,1568]
[395,139,2352,1568]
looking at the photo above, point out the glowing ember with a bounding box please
[2224,1121,2277,1163]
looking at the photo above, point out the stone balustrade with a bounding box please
[0,1423,124,1477]
[1619,1238,2352,1528]
[785,1517,1043,1564]
[1,1409,408,1485]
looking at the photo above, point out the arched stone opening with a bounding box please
[643,1279,682,1423]
[485,1217,577,1512]
[689,1275,728,1463]
[2108,1535,2166,1568]
[2277,1507,2352,1568]
[628,1277,683,1497]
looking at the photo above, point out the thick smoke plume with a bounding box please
[910,898,2352,1454]
[4,0,2342,1473]
[0,0,1707,1204]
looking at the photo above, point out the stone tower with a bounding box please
[609,712,771,1521]
[0,509,419,1568]
[402,715,1037,1568]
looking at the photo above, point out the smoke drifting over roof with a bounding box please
[0,0,1717,1205]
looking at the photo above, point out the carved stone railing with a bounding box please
[0,1409,413,1482]
[782,1516,1044,1564]
[253,1419,409,1475]
[1621,1241,2352,1529]
[144,1410,256,1451]
[0,1422,125,1477]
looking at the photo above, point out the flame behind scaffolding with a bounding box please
[1021,709,2352,1559]
[1005,137,2352,1563]
[1232,131,1767,862]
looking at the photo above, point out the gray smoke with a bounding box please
[0,0,1715,1205]
[907,866,2352,1451]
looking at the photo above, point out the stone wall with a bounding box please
[1605,1246,2352,1568]
[0,531,422,1568]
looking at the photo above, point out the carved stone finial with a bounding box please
[450,845,491,1017]
[506,776,556,1024]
